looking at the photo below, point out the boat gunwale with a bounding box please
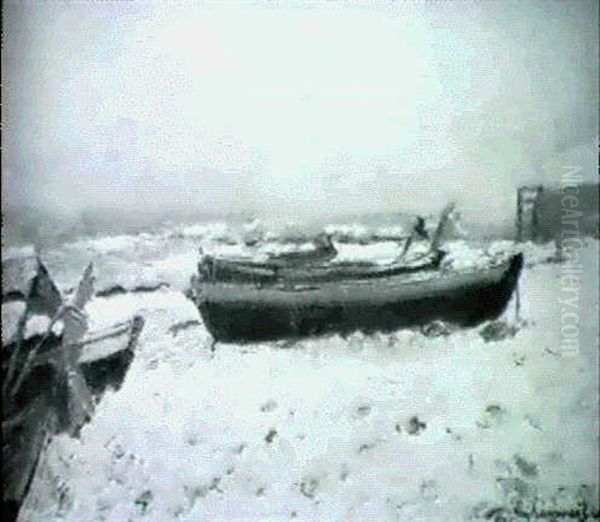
[197,252,523,307]
[200,249,445,284]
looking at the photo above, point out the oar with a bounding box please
[396,203,455,263]
[430,202,455,252]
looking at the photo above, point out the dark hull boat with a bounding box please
[2,317,143,521]
[194,253,524,343]
[1,258,144,521]
[2,317,143,520]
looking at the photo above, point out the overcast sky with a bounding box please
[2,0,598,226]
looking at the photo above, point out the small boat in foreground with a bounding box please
[2,259,144,521]
[193,252,524,343]
[2,316,143,520]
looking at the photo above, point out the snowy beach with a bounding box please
[6,226,597,521]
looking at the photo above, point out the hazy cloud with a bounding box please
[2,0,598,229]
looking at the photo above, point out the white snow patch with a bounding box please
[16,231,599,521]
[324,223,370,241]
[2,244,35,261]
[70,234,138,255]
[333,241,402,264]
[2,302,27,344]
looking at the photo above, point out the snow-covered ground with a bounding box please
[7,226,598,521]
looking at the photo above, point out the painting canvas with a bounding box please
[2,1,598,520]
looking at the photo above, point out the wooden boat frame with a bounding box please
[194,252,524,343]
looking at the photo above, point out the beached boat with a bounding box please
[197,204,456,286]
[193,252,523,343]
[2,316,143,521]
[1,259,144,521]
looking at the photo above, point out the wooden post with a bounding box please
[515,274,521,324]
[516,185,544,243]
[516,187,523,242]
[535,185,544,243]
